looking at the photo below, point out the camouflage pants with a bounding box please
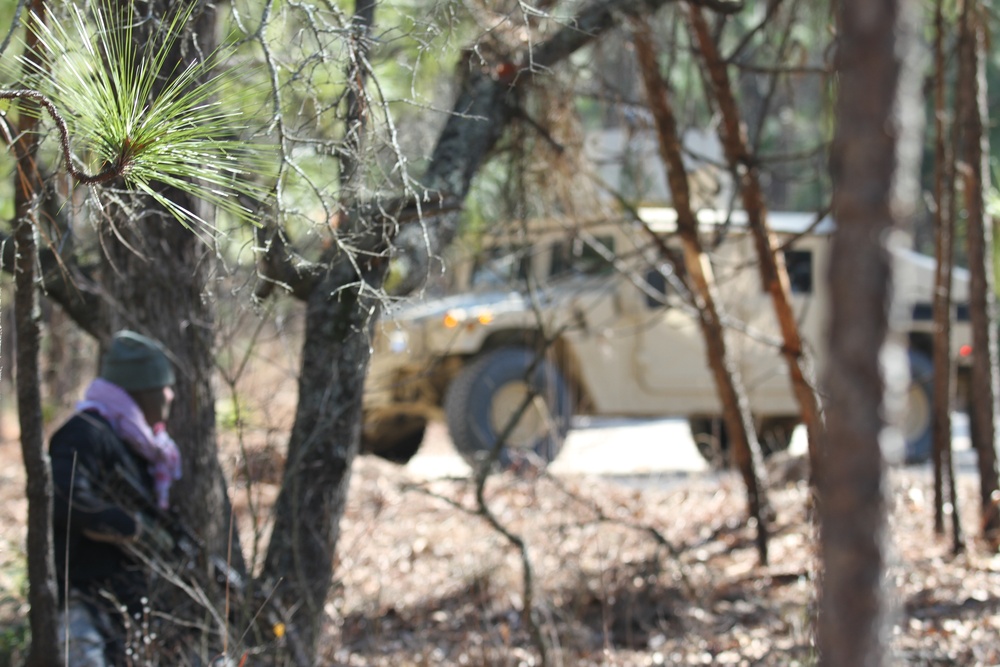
[57,590,113,667]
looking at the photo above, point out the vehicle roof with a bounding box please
[636,207,835,235]
[487,208,835,238]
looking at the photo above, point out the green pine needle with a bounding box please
[18,1,275,231]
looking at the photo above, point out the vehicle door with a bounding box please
[631,229,827,416]
[539,225,667,413]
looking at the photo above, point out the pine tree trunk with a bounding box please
[820,0,921,664]
[956,0,1000,539]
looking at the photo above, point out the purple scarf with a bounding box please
[77,378,182,509]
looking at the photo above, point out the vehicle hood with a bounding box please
[386,290,529,323]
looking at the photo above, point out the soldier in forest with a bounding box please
[50,330,181,666]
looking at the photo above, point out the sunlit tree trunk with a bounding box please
[686,4,826,482]
[633,17,770,564]
[821,0,921,664]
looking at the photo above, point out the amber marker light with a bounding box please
[477,312,495,325]
[443,311,461,328]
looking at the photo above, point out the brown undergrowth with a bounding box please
[3,418,1000,665]
[230,437,1000,667]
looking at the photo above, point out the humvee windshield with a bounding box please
[469,233,618,290]
[470,245,530,289]
[550,235,616,278]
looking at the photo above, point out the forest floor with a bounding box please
[3,413,1000,667]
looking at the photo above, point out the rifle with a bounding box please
[112,463,244,592]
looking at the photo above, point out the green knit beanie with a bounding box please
[100,330,175,391]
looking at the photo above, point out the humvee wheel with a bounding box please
[444,347,572,470]
[689,416,799,469]
[689,416,729,469]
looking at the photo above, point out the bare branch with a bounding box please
[0,89,126,185]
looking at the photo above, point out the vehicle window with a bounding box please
[644,268,667,308]
[549,235,615,278]
[470,245,530,288]
[784,249,812,294]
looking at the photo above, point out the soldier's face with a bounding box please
[132,385,175,427]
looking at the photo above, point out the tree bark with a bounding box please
[956,0,1000,539]
[820,0,920,664]
[260,260,384,658]
[340,0,376,193]
[99,0,245,585]
[633,17,770,564]
[14,4,61,665]
[686,3,826,482]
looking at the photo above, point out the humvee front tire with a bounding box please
[444,347,572,470]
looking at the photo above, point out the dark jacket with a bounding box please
[50,410,154,608]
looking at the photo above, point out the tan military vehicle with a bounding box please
[362,208,972,468]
